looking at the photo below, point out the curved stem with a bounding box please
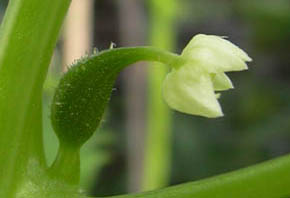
[49,145,80,185]
[104,154,290,198]
[93,46,184,69]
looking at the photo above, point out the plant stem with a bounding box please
[49,145,80,185]
[0,0,71,197]
[143,0,177,191]
[107,154,290,198]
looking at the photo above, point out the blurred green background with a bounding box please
[1,0,290,197]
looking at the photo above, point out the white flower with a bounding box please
[163,34,252,118]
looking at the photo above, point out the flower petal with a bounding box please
[182,45,248,73]
[211,73,233,91]
[162,64,223,118]
[188,34,252,62]
[181,34,251,73]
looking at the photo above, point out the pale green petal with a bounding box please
[181,34,251,73]
[211,73,233,91]
[162,64,223,118]
[182,47,248,73]
[215,93,221,99]
[184,34,252,62]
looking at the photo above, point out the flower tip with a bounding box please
[239,51,252,62]
[201,108,224,118]
[183,103,224,118]
[166,101,224,118]
[242,64,248,71]
[245,55,252,62]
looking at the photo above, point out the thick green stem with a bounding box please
[0,0,71,197]
[143,0,177,190]
[107,154,290,198]
[49,145,80,186]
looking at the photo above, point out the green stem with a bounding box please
[0,0,71,197]
[104,47,183,68]
[143,0,177,190]
[107,154,290,198]
[49,145,80,186]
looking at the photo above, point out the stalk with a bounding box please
[0,0,71,197]
[143,0,177,190]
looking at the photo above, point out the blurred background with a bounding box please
[1,0,290,197]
